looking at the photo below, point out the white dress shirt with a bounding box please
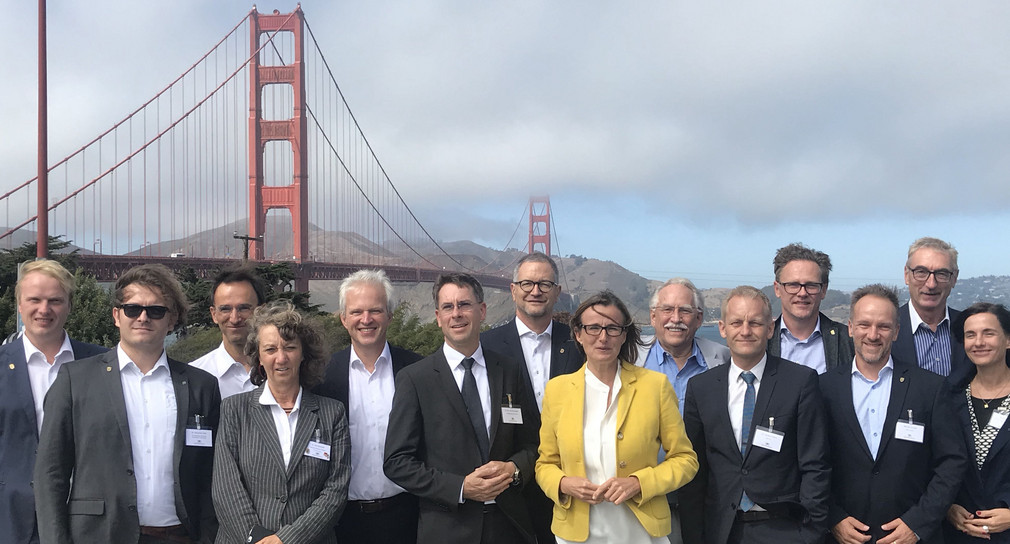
[347,342,405,500]
[190,342,254,399]
[24,332,75,434]
[516,319,553,412]
[727,356,768,451]
[444,343,492,504]
[117,345,180,527]
[260,385,303,468]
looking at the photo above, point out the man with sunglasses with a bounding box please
[893,237,968,379]
[769,243,854,374]
[481,252,580,543]
[35,264,221,544]
[191,266,267,398]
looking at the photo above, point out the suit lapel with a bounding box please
[3,342,39,436]
[821,314,840,371]
[549,321,572,377]
[335,351,351,406]
[711,364,741,462]
[487,354,504,443]
[168,359,191,475]
[833,365,874,460]
[768,318,783,357]
[432,351,474,431]
[745,358,777,463]
[287,391,319,478]
[876,364,912,463]
[893,305,917,364]
[250,387,288,473]
[616,363,638,431]
[98,351,135,451]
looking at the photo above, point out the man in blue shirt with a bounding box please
[640,277,729,544]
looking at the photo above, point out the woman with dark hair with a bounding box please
[213,301,350,544]
[946,302,1010,542]
[536,290,698,543]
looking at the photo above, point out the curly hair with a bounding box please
[244,301,326,388]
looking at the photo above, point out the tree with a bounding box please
[65,270,117,346]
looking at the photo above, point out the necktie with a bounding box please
[461,357,490,464]
[739,371,756,511]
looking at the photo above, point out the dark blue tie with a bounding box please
[461,357,490,464]
[740,371,756,511]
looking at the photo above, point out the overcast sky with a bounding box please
[4,1,1010,291]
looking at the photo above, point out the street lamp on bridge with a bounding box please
[233,231,264,261]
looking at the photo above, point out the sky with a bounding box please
[3,1,1010,291]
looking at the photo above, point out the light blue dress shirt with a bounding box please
[643,340,709,414]
[851,358,893,459]
[780,318,826,374]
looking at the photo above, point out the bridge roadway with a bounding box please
[76,254,513,291]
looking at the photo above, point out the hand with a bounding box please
[878,517,919,544]
[559,476,603,505]
[593,476,641,505]
[462,462,512,502]
[831,516,871,544]
[947,504,980,537]
[965,507,1010,539]
[255,536,283,544]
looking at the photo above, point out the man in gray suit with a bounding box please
[34,264,221,544]
[769,243,853,374]
[640,277,729,544]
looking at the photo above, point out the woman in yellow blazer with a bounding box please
[536,290,699,543]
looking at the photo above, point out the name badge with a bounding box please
[896,409,925,443]
[990,411,1009,430]
[752,426,784,452]
[304,441,331,461]
[501,394,523,424]
[185,429,213,447]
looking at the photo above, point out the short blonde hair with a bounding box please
[16,260,75,302]
[720,285,772,322]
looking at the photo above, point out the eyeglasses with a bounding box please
[117,304,170,320]
[439,300,476,313]
[580,323,627,337]
[654,305,698,317]
[906,266,955,284]
[779,282,824,295]
[512,280,557,293]
[214,304,254,316]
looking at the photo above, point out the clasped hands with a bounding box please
[559,475,641,506]
[462,461,517,502]
[948,504,1010,540]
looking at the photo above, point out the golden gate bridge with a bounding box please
[2,6,559,291]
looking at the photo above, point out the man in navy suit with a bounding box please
[892,237,968,380]
[821,284,965,544]
[314,269,422,544]
[481,252,581,544]
[0,259,106,544]
[681,286,831,544]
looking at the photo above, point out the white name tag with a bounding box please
[752,426,784,452]
[895,421,925,443]
[501,406,523,424]
[990,411,1009,430]
[304,441,331,461]
[185,428,213,447]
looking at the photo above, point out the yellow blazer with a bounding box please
[535,362,698,542]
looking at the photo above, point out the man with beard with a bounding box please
[820,284,965,544]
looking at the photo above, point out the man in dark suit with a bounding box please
[821,284,966,544]
[34,264,221,544]
[681,286,831,544]
[385,273,539,544]
[892,237,968,380]
[314,269,422,544]
[481,252,580,543]
[768,243,854,374]
[0,259,107,544]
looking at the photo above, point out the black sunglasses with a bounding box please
[117,304,170,320]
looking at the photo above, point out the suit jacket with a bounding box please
[383,346,540,544]
[768,312,854,372]
[680,355,831,544]
[212,387,351,544]
[0,338,106,544]
[313,344,423,407]
[34,350,221,544]
[535,362,699,541]
[481,318,581,543]
[893,303,969,380]
[821,358,966,543]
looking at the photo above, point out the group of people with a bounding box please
[0,235,1007,544]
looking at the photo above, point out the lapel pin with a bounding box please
[106,366,112,372]
[900,377,905,383]
[560,348,565,353]
[8,363,14,370]
[830,330,836,335]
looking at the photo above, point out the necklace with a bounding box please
[973,380,1010,408]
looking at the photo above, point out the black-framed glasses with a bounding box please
[906,266,955,284]
[779,282,824,295]
[512,280,557,293]
[117,304,170,320]
[580,323,627,337]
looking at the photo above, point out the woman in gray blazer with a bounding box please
[213,301,350,544]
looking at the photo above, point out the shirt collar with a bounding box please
[116,343,170,375]
[444,342,486,371]
[350,342,392,371]
[22,331,73,362]
[728,354,768,384]
[657,339,706,370]
[851,356,894,382]
[909,303,950,332]
[259,383,303,410]
[515,317,553,338]
[779,315,823,341]
[212,342,246,371]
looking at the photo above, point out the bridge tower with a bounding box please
[528,196,551,256]
[247,7,309,274]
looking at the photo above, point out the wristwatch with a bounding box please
[510,464,521,487]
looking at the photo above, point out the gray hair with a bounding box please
[650,277,704,314]
[339,269,394,314]
[512,252,559,282]
[907,237,958,271]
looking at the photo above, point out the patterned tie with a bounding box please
[739,371,756,511]
[461,357,490,464]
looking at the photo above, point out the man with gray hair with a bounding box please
[892,237,968,379]
[770,243,853,374]
[314,269,422,544]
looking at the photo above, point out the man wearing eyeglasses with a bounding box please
[893,237,968,379]
[191,266,267,398]
[481,252,581,543]
[769,243,854,374]
[34,264,221,544]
